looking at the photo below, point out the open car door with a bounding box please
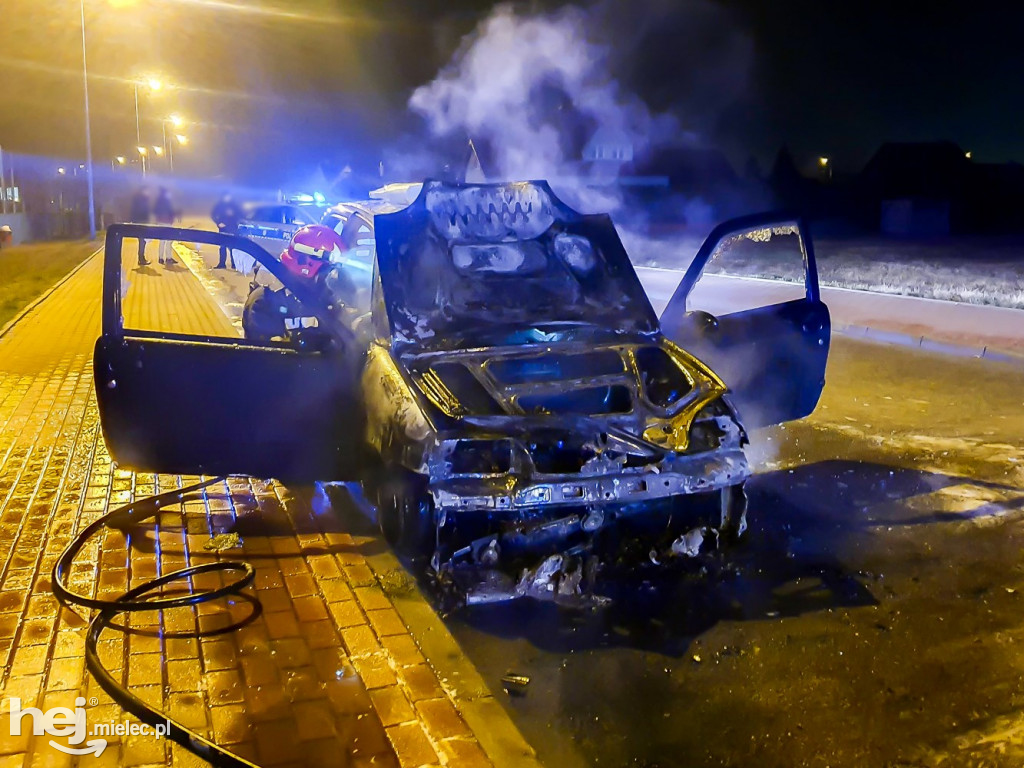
[94,224,364,482]
[659,213,830,429]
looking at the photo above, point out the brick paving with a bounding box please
[0,241,497,767]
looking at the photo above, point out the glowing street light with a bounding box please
[58,167,67,175]
[137,146,148,156]
[133,76,167,175]
[116,156,126,164]
[152,145,164,156]
[161,116,190,172]
[818,155,832,181]
[965,150,972,159]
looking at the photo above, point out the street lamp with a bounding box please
[161,116,188,172]
[133,76,165,176]
[79,0,97,239]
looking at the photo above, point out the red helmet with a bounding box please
[281,225,343,280]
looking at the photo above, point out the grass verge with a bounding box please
[625,233,1024,310]
[0,241,98,327]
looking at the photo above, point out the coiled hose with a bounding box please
[52,476,262,767]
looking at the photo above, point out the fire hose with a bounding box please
[51,477,263,768]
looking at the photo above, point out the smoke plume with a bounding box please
[403,1,755,223]
[409,4,673,185]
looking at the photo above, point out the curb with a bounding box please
[361,536,544,768]
[0,243,102,341]
[172,240,244,330]
[171,242,541,767]
[634,267,1024,369]
[835,323,1024,367]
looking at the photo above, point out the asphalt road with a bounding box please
[442,335,1024,768]
[176,228,1024,765]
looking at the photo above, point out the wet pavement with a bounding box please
[179,231,1024,766]
[443,338,1024,767]
[51,230,1024,767]
[0,245,529,767]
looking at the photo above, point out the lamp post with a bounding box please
[161,115,184,172]
[134,78,162,176]
[79,0,97,240]
[175,135,188,172]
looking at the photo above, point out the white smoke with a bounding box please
[403,1,758,229]
[407,4,676,208]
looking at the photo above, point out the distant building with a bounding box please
[860,141,970,236]
[582,126,634,164]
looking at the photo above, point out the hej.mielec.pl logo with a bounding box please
[7,696,170,757]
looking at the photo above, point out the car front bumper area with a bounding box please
[430,447,751,608]
[432,447,749,512]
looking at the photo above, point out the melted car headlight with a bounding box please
[643,397,744,454]
[443,438,513,476]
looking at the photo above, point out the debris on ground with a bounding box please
[502,673,531,695]
[204,532,243,551]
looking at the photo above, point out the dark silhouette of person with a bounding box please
[153,187,175,265]
[129,187,151,266]
[211,193,241,269]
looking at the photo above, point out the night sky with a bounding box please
[1,0,1021,182]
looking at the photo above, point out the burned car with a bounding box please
[94,181,830,606]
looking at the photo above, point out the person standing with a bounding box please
[153,187,175,265]
[129,187,151,266]
[211,192,240,269]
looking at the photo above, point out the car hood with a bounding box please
[372,180,660,352]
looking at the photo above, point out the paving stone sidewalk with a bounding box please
[0,244,506,767]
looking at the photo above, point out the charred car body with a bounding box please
[94,181,830,606]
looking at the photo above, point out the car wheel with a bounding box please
[376,467,436,556]
[720,482,748,543]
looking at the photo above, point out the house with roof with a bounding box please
[859,141,971,236]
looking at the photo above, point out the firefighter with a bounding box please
[242,225,361,343]
[279,224,358,308]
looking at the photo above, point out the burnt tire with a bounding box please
[376,467,435,557]
[720,482,748,544]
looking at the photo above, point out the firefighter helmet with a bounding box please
[280,225,343,280]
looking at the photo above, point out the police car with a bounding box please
[234,195,326,270]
